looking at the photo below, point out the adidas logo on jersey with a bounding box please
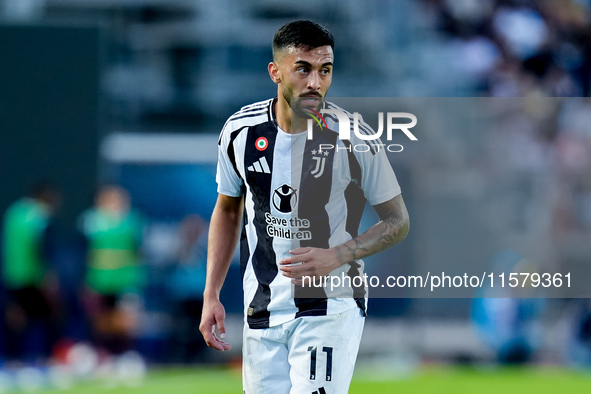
[247,156,271,174]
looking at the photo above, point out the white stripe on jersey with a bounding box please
[241,101,269,111]
[220,99,273,134]
[266,129,304,327]
[231,127,260,318]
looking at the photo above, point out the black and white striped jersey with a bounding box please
[217,98,401,329]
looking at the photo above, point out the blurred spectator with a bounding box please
[425,0,591,97]
[1,182,62,362]
[78,185,145,355]
[492,5,549,59]
[565,298,591,366]
[167,215,208,363]
[471,251,545,364]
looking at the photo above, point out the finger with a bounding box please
[280,263,307,277]
[285,265,307,279]
[208,333,231,351]
[279,265,292,274]
[281,268,293,279]
[212,331,232,351]
[216,312,227,339]
[289,247,312,255]
[280,258,305,265]
[203,322,231,351]
[202,328,222,350]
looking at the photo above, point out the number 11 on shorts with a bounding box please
[307,346,333,381]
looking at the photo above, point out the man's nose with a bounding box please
[307,72,321,91]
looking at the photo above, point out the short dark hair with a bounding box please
[272,20,334,58]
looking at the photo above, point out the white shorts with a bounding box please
[242,307,365,394]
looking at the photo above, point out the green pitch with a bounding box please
[43,365,591,393]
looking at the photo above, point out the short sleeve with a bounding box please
[216,123,244,197]
[349,118,402,205]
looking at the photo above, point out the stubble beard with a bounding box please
[283,86,323,119]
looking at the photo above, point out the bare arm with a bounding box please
[279,194,409,280]
[199,194,243,351]
[335,193,409,263]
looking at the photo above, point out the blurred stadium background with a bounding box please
[2,0,591,392]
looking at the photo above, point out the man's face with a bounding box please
[273,45,333,118]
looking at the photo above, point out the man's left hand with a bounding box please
[279,247,343,284]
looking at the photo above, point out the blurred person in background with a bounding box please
[564,298,591,366]
[423,0,590,97]
[471,251,545,364]
[78,185,145,356]
[167,214,208,363]
[1,182,62,362]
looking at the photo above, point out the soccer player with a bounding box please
[200,20,409,393]
[78,185,145,355]
[2,182,61,360]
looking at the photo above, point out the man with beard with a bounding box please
[200,20,409,393]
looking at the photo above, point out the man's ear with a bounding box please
[268,62,281,84]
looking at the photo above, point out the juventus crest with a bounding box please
[310,148,329,178]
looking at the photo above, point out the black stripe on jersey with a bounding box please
[343,140,365,239]
[348,260,367,315]
[227,126,247,179]
[219,110,269,145]
[267,98,275,123]
[240,220,250,280]
[293,125,338,318]
[244,121,278,329]
[220,110,269,145]
[343,140,367,314]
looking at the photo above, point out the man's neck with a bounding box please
[273,96,307,134]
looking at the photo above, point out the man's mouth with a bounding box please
[300,96,321,105]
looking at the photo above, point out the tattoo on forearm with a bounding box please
[337,195,409,263]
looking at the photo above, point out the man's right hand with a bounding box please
[200,194,243,352]
[200,297,231,351]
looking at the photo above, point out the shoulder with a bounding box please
[220,98,274,138]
